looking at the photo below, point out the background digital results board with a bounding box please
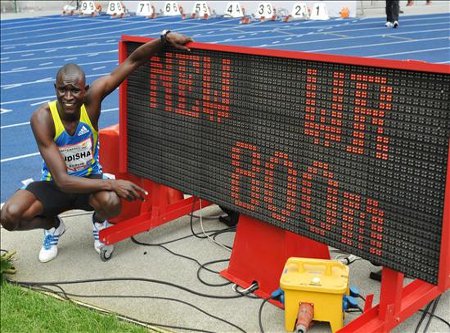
[124,39,449,284]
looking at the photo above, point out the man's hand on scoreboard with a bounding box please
[165,31,194,51]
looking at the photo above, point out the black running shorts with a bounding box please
[24,174,103,217]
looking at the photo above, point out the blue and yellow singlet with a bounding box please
[41,100,102,181]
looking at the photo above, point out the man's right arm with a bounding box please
[30,108,146,201]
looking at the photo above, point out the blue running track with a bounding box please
[1,13,449,201]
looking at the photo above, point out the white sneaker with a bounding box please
[39,218,66,263]
[385,21,394,28]
[93,220,113,254]
[393,21,399,28]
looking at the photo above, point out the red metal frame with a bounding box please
[120,34,450,74]
[100,190,210,245]
[118,38,128,174]
[439,143,450,290]
[113,35,450,331]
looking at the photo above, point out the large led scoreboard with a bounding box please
[121,36,449,284]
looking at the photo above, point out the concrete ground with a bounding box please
[1,204,449,332]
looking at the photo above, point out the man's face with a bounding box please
[54,72,87,115]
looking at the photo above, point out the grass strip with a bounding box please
[1,281,156,333]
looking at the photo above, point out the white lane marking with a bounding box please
[368,47,450,58]
[11,67,27,71]
[308,36,448,53]
[1,152,40,163]
[3,19,154,44]
[2,49,116,64]
[64,57,78,61]
[93,66,106,71]
[1,72,109,91]
[4,19,117,37]
[20,18,185,47]
[0,16,79,30]
[2,42,115,56]
[1,77,53,90]
[0,108,13,114]
[21,53,35,57]
[1,60,117,74]
[30,100,50,106]
[39,62,53,66]
[1,121,29,129]
[0,108,118,129]
[255,28,450,48]
[1,95,55,105]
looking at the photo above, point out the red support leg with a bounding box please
[379,268,404,325]
[220,215,330,300]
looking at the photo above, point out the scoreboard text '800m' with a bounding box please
[123,37,449,284]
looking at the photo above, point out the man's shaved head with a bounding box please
[56,63,86,83]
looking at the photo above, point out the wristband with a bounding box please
[160,29,171,45]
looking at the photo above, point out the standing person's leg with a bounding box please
[393,0,400,28]
[385,0,393,27]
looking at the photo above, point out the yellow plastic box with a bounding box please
[280,257,349,333]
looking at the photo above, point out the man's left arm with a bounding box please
[88,32,193,104]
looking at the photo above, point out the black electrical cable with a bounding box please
[423,296,441,333]
[20,282,247,333]
[132,236,224,274]
[188,199,236,241]
[24,281,215,333]
[415,300,434,333]
[47,283,70,300]
[10,277,251,299]
[189,213,225,220]
[210,226,236,237]
[212,227,236,250]
[156,242,206,268]
[131,211,235,286]
[132,233,193,246]
[196,259,232,287]
[131,225,233,248]
[258,297,273,333]
[419,310,450,328]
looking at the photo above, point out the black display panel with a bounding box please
[125,42,449,284]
